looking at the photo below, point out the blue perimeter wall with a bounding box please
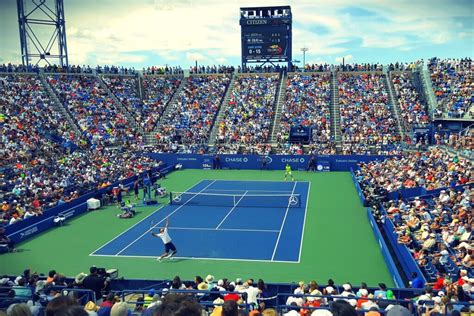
[6,165,175,244]
[147,153,391,171]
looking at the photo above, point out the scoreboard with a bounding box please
[240,6,292,67]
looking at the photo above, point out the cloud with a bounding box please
[0,0,471,66]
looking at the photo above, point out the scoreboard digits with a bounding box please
[240,6,292,66]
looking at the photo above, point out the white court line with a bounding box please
[203,189,294,193]
[203,179,310,184]
[89,180,210,256]
[169,226,279,233]
[89,204,165,255]
[113,180,216,256]
[271,181,297,261]
[215,190,248,229]
[297,182,311,263]
[89,253,298,264]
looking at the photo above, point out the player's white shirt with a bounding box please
[158,228,172,244]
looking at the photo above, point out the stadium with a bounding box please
[0,0,472,315]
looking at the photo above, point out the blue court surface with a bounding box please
[90,180,310,262]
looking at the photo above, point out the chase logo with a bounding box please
[225,157,249,163]
[317,164,323,171]
[281,157,304,163]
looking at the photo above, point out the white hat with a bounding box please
[342,284,351,291]
[217,279,224,286]
[325,286,335,294]
[205,274,214,283]
[437,291,445,297]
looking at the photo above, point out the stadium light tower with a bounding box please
[17,0,69,67]
[300,47,308,72]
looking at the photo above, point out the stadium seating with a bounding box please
[428,58,473,119]
[357,148,472,193]
[0,74,78,165]
[1,270,473,315]
[384,187,472,282]
[154,74,230,153]
[104,75,181,132]
[338,73,400,155]
[276,73,335,155]
[47,74,137,147]
[391,72,431,130]
[142,76,182,131]
[215,74,278,154]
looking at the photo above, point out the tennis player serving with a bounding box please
[151,218,177,261]
[284,163,295,181]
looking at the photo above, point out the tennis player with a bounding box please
[151,218,177,261]
[285,163,295,181]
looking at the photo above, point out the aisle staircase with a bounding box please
[207,74,236,148]
[270,72,287,144]
[383,70,406,138]
[38,71,82,138]
[329,70,342,152]
[97,75,142,132]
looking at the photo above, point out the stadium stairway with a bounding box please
[153,77,188,130]
[384,70,406,138]
[269,71,287,144]
[419,64,440,119]
[97,74,143,133]
[208,73,236,149]
[38,71,83,138]
[137,72,145,100]
[330,70,342,153]
[143,75,187,146]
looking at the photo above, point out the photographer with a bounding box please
[82,266,108,302]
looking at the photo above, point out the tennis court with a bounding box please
[90,179,310,262]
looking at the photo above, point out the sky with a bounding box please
[0,0,472,68]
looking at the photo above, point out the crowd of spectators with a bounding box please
[334,63,383,72]
[434,130,473,159]
[338,73,400,155]
[1,147,159,226]
[391,72,430,130]
[383,187,473,283]
[428,58,473,118]
[216,74,278,154]
[295,64,331,73]
[47,74,139,147]
[142,76,182,131]
[239,65,287,74]
[0,74,80,165]
[143,66,183,75]
[103,76,181,133]
[154,75,230,153]
[96,66,136,75]
[0,64,40,73]
[190,65,235,74]
[357,148,472,194]
[388,61,423,72]
[276,73,334,155]
[2,268,473,315]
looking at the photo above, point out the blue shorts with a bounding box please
[165,242,177,253]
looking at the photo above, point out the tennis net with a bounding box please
[169,191,301,208]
